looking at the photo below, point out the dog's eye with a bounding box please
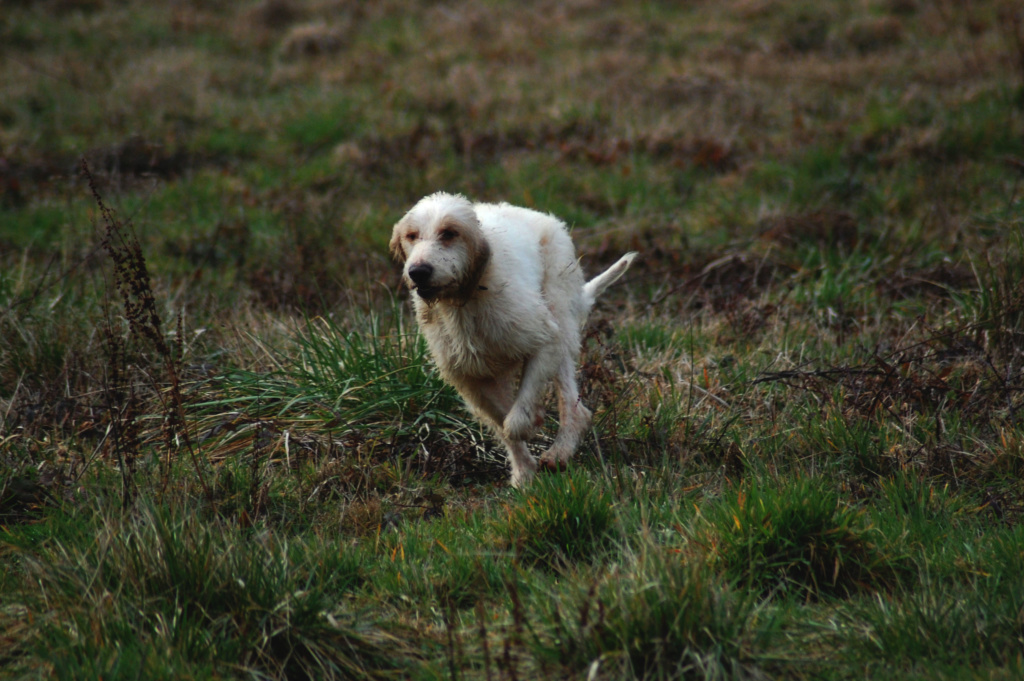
[439,229,458,241]
[405,232,419,242]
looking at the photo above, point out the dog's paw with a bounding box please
[540,442,573,465]
[538,456,568,473]
[510,457,538,488]
[504,406,538,441]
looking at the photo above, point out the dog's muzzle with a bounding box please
[407,263,440,300]
[407,263,433,287]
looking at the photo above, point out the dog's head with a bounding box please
[390,192,491,304]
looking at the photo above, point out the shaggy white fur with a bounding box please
[390,192,636,487]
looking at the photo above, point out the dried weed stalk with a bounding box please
[82,159,210,503]
[97,303,141,509]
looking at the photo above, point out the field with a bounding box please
[2,0,1024,678]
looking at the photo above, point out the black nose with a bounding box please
[407,263,434,286]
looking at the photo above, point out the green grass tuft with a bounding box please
[705,477,897,600]
[534,552,776,680]
[503,469,617,568]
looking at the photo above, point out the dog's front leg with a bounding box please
[504,345,561,442]
[456,374,539,487]
[505,440,539,488]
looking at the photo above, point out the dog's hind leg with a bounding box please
[540,355,592,469]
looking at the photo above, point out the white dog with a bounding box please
[390,192,636,487]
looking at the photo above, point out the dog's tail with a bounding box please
[583,252,637,306]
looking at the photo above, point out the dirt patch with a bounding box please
[84,136,193,180]
[758,210,861,250]
[1,136,238,200]
[347,118,739,179]
[880,262,976,299]
[648,252,789,312]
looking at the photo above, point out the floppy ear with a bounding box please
[453,209,491,301]
[389,217,409,263]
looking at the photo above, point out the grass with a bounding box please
[533,553,776,679]
[702,477,897,600]
[847,570,1024,676]
[2,0,1024,678]
[503,469,617,568]
[12,504,408,680]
